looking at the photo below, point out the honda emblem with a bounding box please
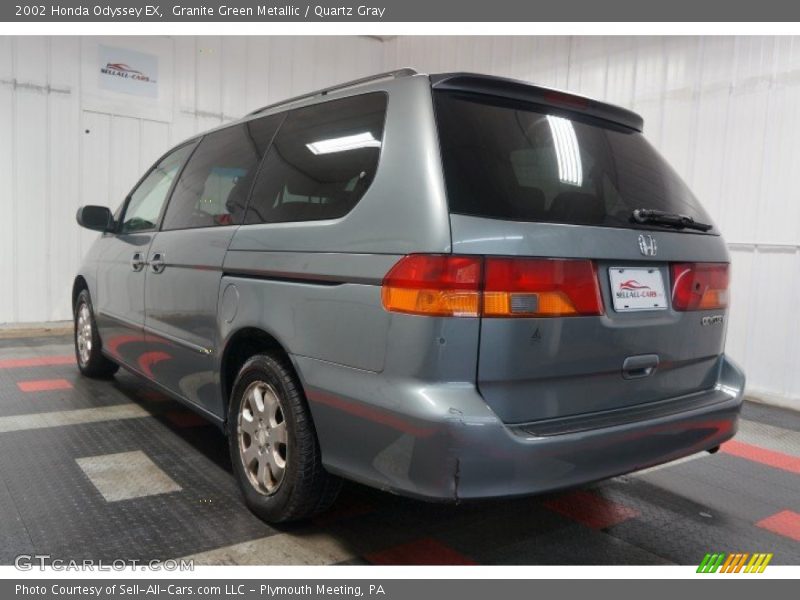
[638,234,657,257]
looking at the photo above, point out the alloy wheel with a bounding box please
[238,381,288,495]
[76,303,92,366]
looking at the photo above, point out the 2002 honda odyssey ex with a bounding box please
[73,69,745,523]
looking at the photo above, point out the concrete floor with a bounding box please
[1,332,798,566]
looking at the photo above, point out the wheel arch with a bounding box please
[219,326,296,432]
[72,275,89,311]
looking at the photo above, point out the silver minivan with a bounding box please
[73,69,745,523]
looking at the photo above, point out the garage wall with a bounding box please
[0,35,383,324]
[384,36,800,410]
[1,35,798,411]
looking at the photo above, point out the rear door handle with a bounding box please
[622,354,659,380]
[150,252,166,274]
[131,252,145,272]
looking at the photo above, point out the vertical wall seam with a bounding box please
[10,39,18,323]
[219,36,225,124]
[45,37,53,321]
[751,38,773,271]
[682,38,702,188]
[656,37,668,146]
[77,37,84,263]
[566,35,574,91]
[193,36,199,134]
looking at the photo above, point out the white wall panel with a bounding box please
[244,37,270,109]
[139,120,170,174]
[79,111,110,260]
[759,82,800,245]
[14,36,48,84]
[14,91,49,323]
[719,90,768,243]
[13,37,49,324]
[725,247,755,369]
[4,34,797,411]
[108,116,142,207]
[47,37,81,322]
[689,86,730,223]
[384,35,800,409]
[195,37,223,118]
[740,248,800,403]
[602,39,637,107]
[0,37,15,323]
[658,38,701,181]
[265,38,294,105]
[566,37,608,99]
[221,38,248,122]
[174,37,196,113]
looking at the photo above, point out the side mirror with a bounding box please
[76,205,114,232]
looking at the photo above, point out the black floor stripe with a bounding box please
[742,400,800,433]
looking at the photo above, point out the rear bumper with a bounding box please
[296,353,745,501]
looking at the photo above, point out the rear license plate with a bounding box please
[609,267,668,312]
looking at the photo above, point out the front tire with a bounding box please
[228,353,341,523]
[74,289,119,378]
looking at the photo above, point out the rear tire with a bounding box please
[74,289,119,378]
[228,353,341,523]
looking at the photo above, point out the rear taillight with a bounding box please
[483,258,603,317]
[670,263,729,311]
[381,255,481,317]
[381,255,603,318]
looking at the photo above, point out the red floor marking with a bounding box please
[0,355,74,369]
[164,410,210,428]
[542,490,640,529]
[17,379,73,392]
[721,440,800,475]
[366,538,477,565]
[756,510,800,542]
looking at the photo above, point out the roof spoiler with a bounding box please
[430,72,644,132]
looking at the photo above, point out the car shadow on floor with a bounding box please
[103,372,800,566]
[107,372,678,565]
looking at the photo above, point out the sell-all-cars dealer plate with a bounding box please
[609,267,668,312]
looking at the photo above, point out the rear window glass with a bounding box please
[245,92,387,225]
[434,92,714,231]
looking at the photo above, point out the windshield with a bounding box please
[434,91,715,233]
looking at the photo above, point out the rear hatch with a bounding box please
[432,75,731,425]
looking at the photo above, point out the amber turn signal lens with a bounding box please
[381,287,480,317]
[381,255,482,317]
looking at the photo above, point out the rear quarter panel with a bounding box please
[220,75,455,372]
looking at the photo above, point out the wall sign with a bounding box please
[98,45,159,98]
[81,37,173,122]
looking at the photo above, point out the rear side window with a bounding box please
[245,93,387,225]
[161,115,282,231]
[434,92,713,231]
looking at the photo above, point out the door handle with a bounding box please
[622,354,659,380]
[131,252,145,272]
[150,252,166,274]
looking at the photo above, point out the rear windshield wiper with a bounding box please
[631,208,713,232]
